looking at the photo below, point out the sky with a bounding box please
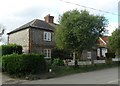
[0,0,119,43]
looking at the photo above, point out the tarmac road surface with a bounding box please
[21,67,119,84]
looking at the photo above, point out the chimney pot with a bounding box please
[44,14,54,23]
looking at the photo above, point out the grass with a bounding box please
[51,62,119,77]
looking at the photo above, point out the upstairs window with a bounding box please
[44,32,51,41]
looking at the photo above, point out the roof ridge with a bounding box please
[8,19,56,34]
[99,37,106,45]
[30,19,37,26]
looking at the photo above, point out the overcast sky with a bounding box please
[0,0,119,37]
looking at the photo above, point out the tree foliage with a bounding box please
[0,24,5,36]
[55,10,108,54]
[108,27,120,57]
[51,48,72,60]
[1,44,23,55]
[0,24,5,42]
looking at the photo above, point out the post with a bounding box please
[73,52,75,62]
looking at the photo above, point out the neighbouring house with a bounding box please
[80,36,109,60]
[97,36,109,59]
[80,49,97,61]
[7,14,57,58]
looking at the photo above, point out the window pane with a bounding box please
[48,49,51,57]
[44,49,47,57]
[44,32,47,40]
[48,32,51,41]
[44,49,51,58]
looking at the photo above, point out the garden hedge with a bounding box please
[105,53,115,59]
[2,54,47,75]
[1,44,22,55]
[51,48,72,60]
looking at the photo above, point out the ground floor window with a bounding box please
[44,49,51,58]
[87,52,91,59]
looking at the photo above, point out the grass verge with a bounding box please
[52,61,119,78]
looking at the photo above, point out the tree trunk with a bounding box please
[74,50,82,67]
[73,52,78,67]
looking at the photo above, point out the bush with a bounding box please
[2,54,46,76]
[1,44,22,55]
[105,53,115,59]
[52,58,64,66]
[45,59,52,71]
[51,48,72,60]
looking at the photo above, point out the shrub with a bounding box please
[105,53,115,59]
[45,58,52,71]
[51,48,72,60]
[1,44,22,55]
[2,54,46,76]
[52,58,64,66]
[105,53,115,64]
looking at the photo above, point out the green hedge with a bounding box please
[2,54,46,75]
[52,58,65,66]
[52,48,72,60]
[105,53,115,59]
[1,44,22,55]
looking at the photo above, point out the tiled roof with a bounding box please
[7,19,55,34]
[101,36,109,43]
[99,36,109,47]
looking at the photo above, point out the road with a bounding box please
[1,72,27,84]
[21,67,119,84]
[0,67,119,84]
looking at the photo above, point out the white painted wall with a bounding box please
[8,29,29,53]
[97,48,108,57]
[102,48,107,57]
[97,48,100,57]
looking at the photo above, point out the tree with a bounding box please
[108,27,120,58]
[0,24,5,42]
[55,9,108,65]
[0,24,5,36]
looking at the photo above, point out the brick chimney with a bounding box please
[44,14,54,23]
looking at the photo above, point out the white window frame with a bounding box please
[44,32,51,41]
[44,49,51,58]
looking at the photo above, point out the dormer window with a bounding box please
[44,32,51,41]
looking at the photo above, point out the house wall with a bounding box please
[30,28,55,53]
[91,51,97,60]
[102,48,107,57]
[8,28,29,53]
[97,48,100,57]
[80,50,97,60]
[81,50,87,60]
[97,48,107,57]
